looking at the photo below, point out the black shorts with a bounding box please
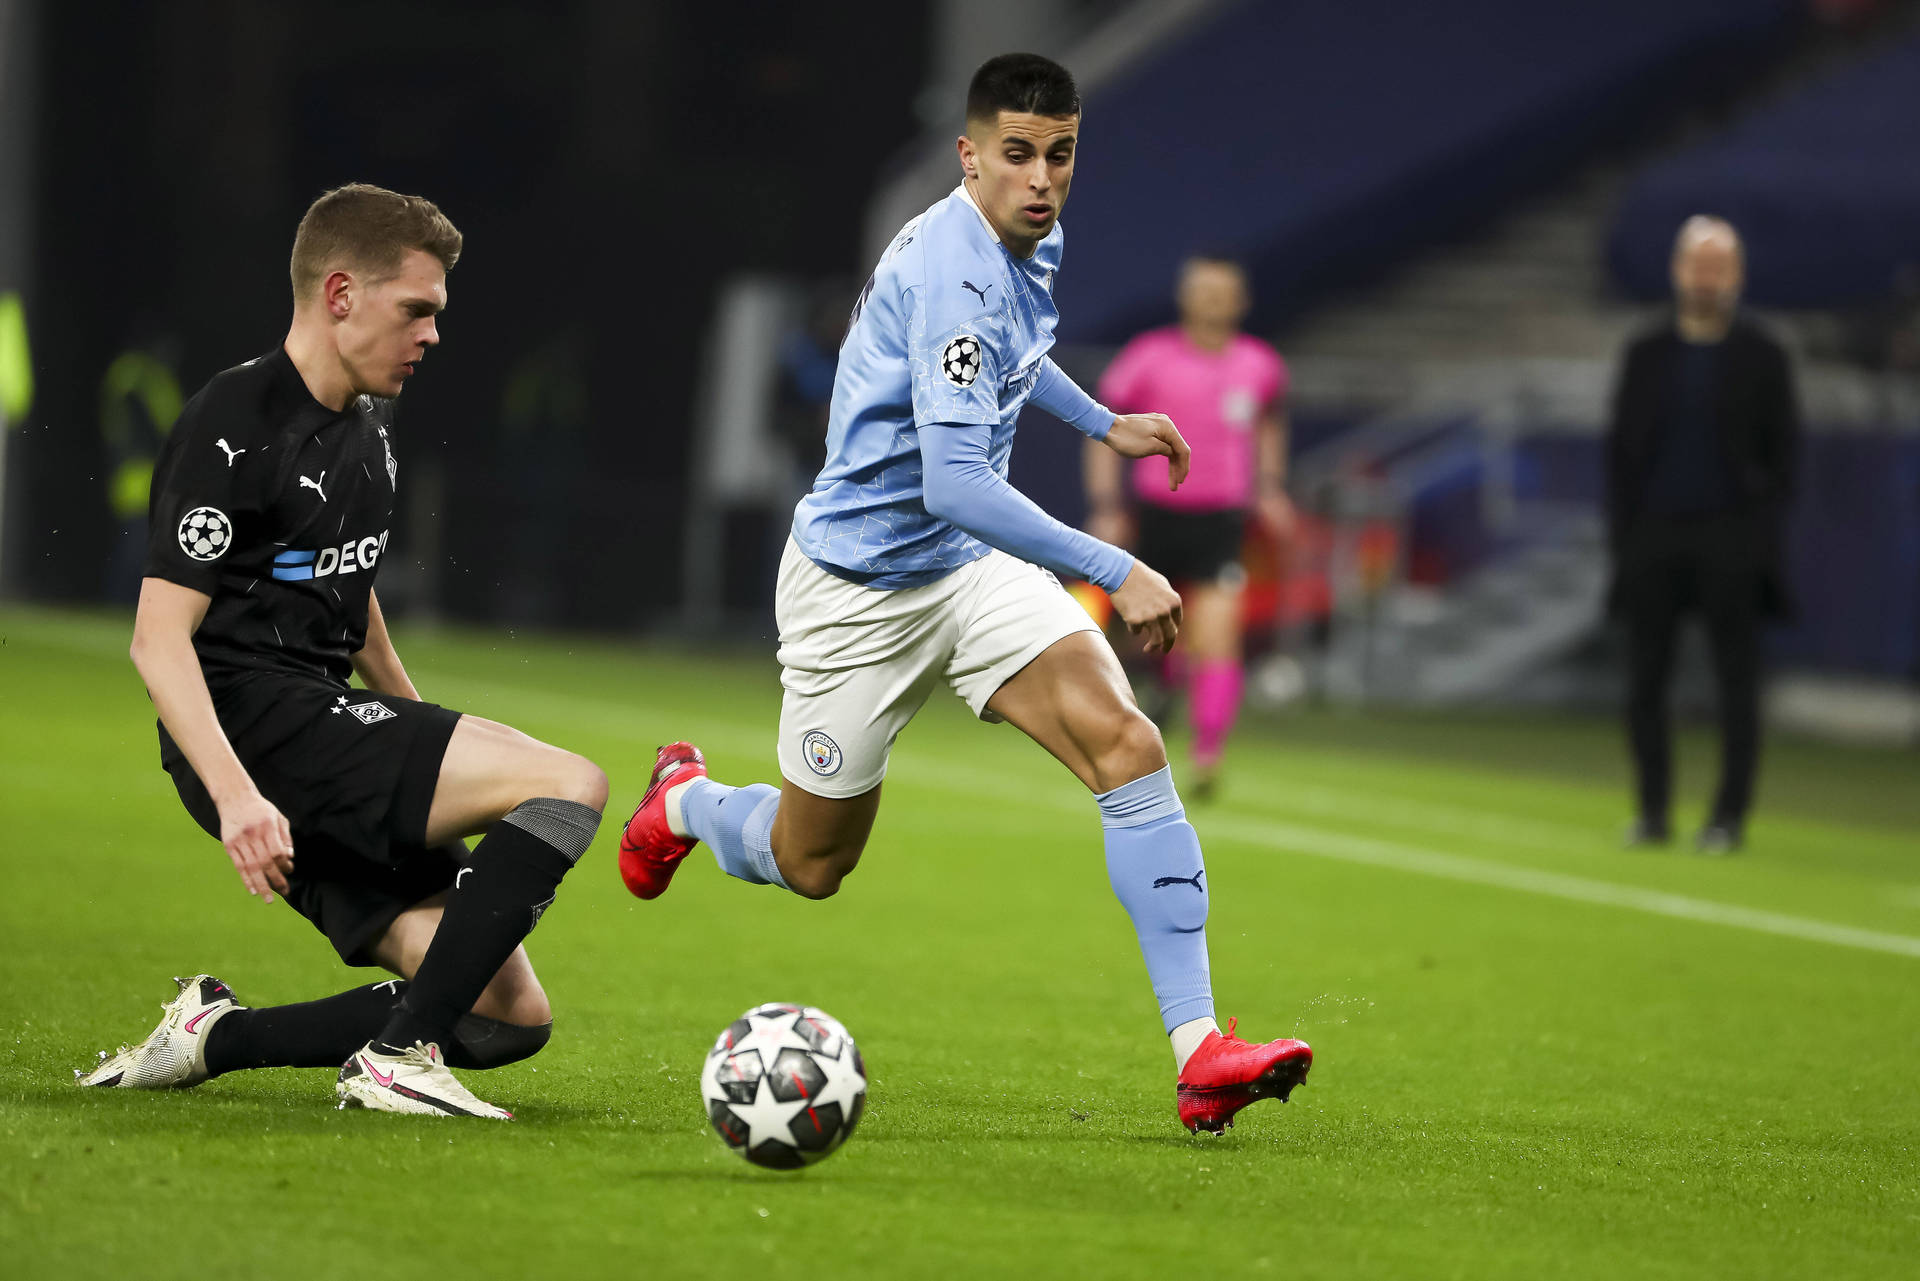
[1135,505,1249,586]
[163,673,464,966]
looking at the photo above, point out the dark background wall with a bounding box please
[18,0,927,626]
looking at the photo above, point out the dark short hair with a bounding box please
[290,183,462,300]
[966,53,1080,125]
[1183,250,1247,276]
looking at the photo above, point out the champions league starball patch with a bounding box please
[177,507,233,561]
[801,730,843,777]
[940,334,982,388]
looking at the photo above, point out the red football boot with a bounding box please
[618,742,708,899]
[1176,1017,1313,1134]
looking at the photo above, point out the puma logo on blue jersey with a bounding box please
[1152,871,1206,892]
[961,279,993,306]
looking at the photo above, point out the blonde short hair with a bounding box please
[290,183,462,300]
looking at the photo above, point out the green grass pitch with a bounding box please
[2,605,1916,1278]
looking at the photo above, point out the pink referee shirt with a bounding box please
[1097,328,1287,513]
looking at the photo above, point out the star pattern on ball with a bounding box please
[728,1072,813,1151]
[738,1010,820,1068]
[702,1004,867,1166]
[809,1043,866,1118]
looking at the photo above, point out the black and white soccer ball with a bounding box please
[701,1002,866,1170]
[940,334,982,387]
[177,507,232,561]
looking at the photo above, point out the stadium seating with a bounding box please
[1056,0,1798,343]
[1515,434,1920,677]
[1609,29,1920,305]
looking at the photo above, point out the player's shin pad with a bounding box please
[500,796,601,864]
[446,1014,552,1069]
[1097,766,1215,1033]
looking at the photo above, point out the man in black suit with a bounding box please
[1606,216,1799,853]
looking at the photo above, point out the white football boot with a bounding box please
[335,1040,512,1119]
[76,974,243,1089]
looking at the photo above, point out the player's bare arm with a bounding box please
[1096,416,1189,651]
[130,577,294,902]
[1255,407,1294,538]
[350,589,422,700]
[1083,428,1131,548]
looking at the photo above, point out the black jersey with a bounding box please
[145,347,401,690]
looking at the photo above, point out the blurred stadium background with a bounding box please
[2,2,1918,1276]
[2,0,1915,742]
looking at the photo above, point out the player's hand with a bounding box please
[1104,414,1190,490]
[1110,560,1182,654]
[1087,504,1132,550]
[1257,491,1297,542]
[217,790,295,903]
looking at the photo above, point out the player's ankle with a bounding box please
[1170,1016,1220,1072]
[663,777,703,840]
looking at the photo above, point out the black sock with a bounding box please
[375,816,579,1053]
[203,981,553,1074]
[202,981,406,1076]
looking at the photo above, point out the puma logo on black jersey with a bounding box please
[299,471,327,502]
[214,438,246,466]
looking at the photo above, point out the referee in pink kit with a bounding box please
[1084,255,1292,798]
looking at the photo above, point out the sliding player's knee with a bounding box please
[499,982,553,1027]
[547,752,608,812]
[472,966,552,1025]
[501,748,608,816]
[1091,711,1168,793]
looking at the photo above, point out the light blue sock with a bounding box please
[681,779,788,890]
[1097,766,1215,1033]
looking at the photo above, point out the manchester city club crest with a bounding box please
[801,730,842,777]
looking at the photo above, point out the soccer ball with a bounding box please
[701,1002,866,1169]
[940,334,981,387]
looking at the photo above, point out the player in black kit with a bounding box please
[78,184,605,1119]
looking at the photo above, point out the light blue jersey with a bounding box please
[792,184,1069,589]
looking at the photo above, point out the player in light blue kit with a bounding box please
[623,54,1311,1133]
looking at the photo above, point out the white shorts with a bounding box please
[775,539,1100,798]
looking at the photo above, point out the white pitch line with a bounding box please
[1201,815,1920,961]
[13,614,1898,951]
[431,671,1920,964]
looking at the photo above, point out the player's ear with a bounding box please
[956,132,978,180]
[322,270,354,321]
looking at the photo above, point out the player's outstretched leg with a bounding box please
[77,978,435,1086]
[186,978,551,1077]
[338,715,605,1118]
[624,744,881,901]
[987,631,1311,1133]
